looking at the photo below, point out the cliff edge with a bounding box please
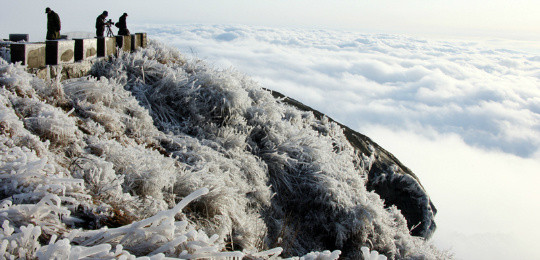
[268,90,437,239]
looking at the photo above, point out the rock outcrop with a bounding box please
[268,90,437,239]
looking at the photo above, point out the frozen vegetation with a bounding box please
[0,43,9,63]
[0,40,446,259]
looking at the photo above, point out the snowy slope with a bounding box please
[0,40,445,259]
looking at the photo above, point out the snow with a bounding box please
[0,40,446,259]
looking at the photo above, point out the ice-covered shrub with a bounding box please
[0,189,262,259]
[0,46,10,63]
[89,139,176,203]
[89,40,445,258]
[0,39,447,259]
[63,76,156,141]
[362,246,388,260]
[20,100,79,146]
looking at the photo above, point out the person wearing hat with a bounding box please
[45,7,61,40]
[95,11,109,37]
[115,13,130,36]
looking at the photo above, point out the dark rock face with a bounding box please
[267,89,437,239]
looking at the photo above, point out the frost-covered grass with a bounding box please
[0,42,9,63]
[0,41,447,259]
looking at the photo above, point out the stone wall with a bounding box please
[4,32,147,69]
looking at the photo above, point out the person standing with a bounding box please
[116,13,130,36]
[95,11,109,37]
[45,7,61,40]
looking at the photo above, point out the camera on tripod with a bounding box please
[105,19,115,37]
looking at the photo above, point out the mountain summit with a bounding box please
[0,40,445,259]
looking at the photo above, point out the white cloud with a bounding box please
[363,125,540,259]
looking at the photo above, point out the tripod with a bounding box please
[105,24,114,37]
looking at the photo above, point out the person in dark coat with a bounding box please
[95,11,109,37]
[116,13,130,36]
[45,7,61,40]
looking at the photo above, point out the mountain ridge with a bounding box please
[0,39,444,259]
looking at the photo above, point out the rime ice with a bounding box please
[0,41,447,259]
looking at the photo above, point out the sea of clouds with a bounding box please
[136,24,540,158]
[133,23,540,259]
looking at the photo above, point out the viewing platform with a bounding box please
[1,33,147,80]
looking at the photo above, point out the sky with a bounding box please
[1,0,540,42]
[2,1,540,259]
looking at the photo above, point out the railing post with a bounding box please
[46,40,75,65]
[10,43,46,68]
[97,37,117,57]
[137,33,147,48]
[115,35,131,53]
[9,34,29,42]
[74,38,97,61]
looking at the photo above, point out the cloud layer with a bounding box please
[137,24,540,159]
[365,125,540,259]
